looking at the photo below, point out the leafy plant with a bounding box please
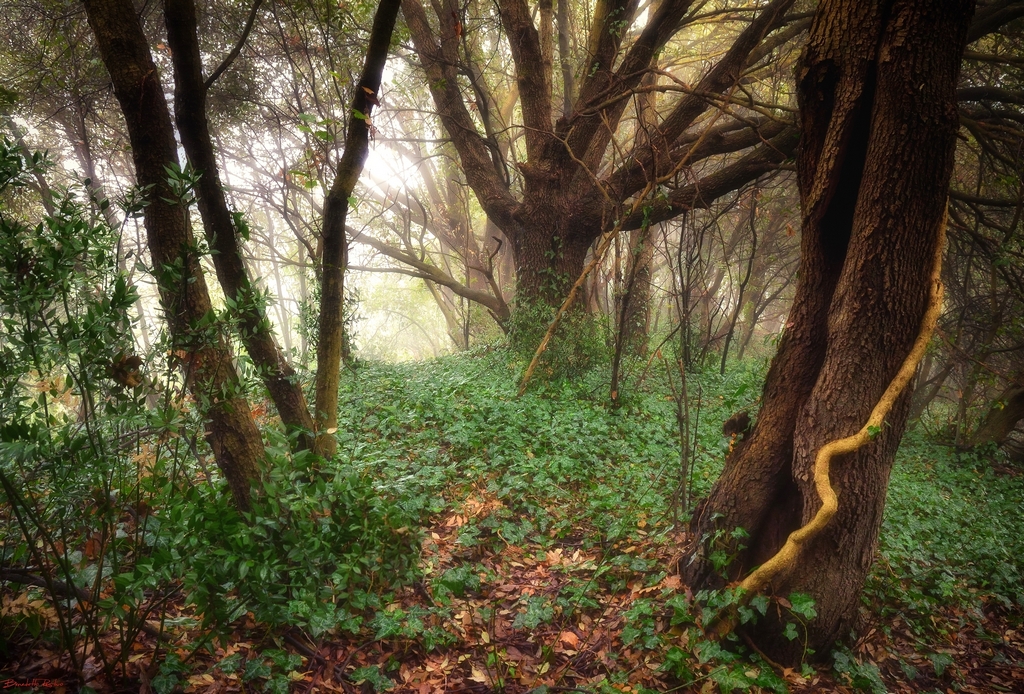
[832,647,887,694]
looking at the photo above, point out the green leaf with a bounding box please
[243,659,272,681]
[217,653,243,674]
[788,592,817,619]
[929,652,953,677]
[750,594,769,616]
[351,665,394,692]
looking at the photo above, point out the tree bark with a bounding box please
[403,0,800,307]
[620,225,656,355]
[164,0,315,451]
[681,0,974,663]
[313,0,401,459]
[971,375,1024,448]
[83,0,265,510]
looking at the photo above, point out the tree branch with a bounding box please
[356,234,510,322]
[494,0,553,161]
[401,0,519,228]
[205,0,264,89]
[314,0,402,458]
[619,128,799,230]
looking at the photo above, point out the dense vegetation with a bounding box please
[1,154,1022,689]
[2,0,1023,691]
[4,333,1024,691]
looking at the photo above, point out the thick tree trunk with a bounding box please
[506,215,593,306]
[164,0,315,451]
[83,0,265,510]
[681,0,973,664]
[971,376,1024,448]
[403,0,799,311]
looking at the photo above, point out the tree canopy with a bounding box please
[2,0,1024,690]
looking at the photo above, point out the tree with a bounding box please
[681,0,975,663]
[402,0,802,307]
[970,372,1024,450]
[83,0,405,465]
[82,0,266,510]
[164,0,317,451]
[312,0,402,458]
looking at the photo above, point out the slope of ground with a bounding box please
[2,351,1022,693]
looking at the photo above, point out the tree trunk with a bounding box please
[83,0,265,510]
[971,376,1024,448]
[507,216,593,306]
[402,0,800,311]
[681,0,974,664]
[164,0,315,451]
[266,216,294,355]
[313,0,401,459]
[621,225,656,354]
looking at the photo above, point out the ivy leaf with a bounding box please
[788,592,818,619]
[750,594,770,616]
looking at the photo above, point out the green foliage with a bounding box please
[0,141,421,682]
[433,564,482,600]
[512,594,555,629]
[351,664,395,692]
[867,431,1024,629]
[658,587,790,693]
[152,652,186,694]
[164,448,420,639]
[2,147,1021,694]
[621,598,661,650]
[507,299,608,382]
[832,648,887,694]
[0,138,159,679]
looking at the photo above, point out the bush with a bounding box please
[507,298,608,381]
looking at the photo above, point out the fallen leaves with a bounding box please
[5,486,1024,694]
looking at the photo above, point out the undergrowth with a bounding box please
[1,145,1021,694]
[867,429,1024,630]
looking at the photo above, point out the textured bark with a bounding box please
[681,0,974,663]
[313,0,401,459]
[971,377,1024,447]
[164,0,315,451]
[556,0,573,115]
[620,225,656,355]
[402,0,801,306]
[83,0,264,510]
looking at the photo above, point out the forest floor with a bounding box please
[3,351,1024,693]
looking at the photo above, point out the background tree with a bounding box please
[164,0,316,450]
[402,0,803,309]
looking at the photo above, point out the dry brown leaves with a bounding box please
[2,488,1022,693]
